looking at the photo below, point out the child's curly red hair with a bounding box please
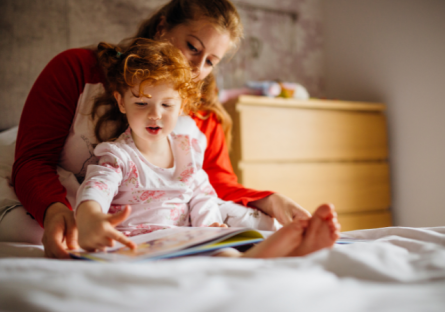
[92,38,202,142]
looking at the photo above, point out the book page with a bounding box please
[70,227,263,262]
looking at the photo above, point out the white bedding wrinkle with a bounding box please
[1,226,445,311]
[0,256,444,312]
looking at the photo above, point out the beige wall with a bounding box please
[0,0,165,131]
[323,0,445,226]
[0,0,323,130]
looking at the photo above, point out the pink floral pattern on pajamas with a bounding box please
[178,167,195,184]
[172,134,191,154]
[76,128,222,234]
[84,180,110,196]
[191,138,201,153]
[201,185,217,196]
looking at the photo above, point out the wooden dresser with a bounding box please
[224,95,392,231]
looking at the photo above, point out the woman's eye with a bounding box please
[206,59,214,67]
[135,102,146,106]
[187,42,198,53]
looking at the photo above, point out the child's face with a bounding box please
[115,82,182,147]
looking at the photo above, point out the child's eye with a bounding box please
[206,59,214,67]
[162,103,172,108]
[187,42,198,53]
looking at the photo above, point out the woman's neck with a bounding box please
[132,134,174,169]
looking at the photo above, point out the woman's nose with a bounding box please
[190,55,205,78]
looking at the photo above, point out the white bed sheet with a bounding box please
[1,226,445,312]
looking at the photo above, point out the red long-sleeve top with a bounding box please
[12,49,272,227]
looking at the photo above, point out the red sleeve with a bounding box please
[192,113,274,207]
[12,49,104,226]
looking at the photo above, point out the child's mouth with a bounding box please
[146,126,161,135]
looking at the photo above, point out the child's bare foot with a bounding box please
[208,222,228,228]
[288,203,340,257]
[241,218,308,258]
[212,247,242,257]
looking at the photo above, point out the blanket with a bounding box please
[1,226,444,312]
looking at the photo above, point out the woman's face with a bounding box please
[158,19,232,81]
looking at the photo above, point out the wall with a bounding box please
[219,0,324,96]
[0,0,323,130]
[323,0,445,226]
[0,0,164,131]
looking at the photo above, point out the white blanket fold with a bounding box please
[1,226,445,312]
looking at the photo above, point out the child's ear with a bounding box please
[154,16,166,40]
[114,91,126,114]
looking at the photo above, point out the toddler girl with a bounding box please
[76,38,227,251]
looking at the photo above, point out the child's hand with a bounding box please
[208,222,228,228]
[76,202,137,252]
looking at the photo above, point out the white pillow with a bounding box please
[0,126,79,217]
[0,126,18,146]
[0,127,21,221]
[0,126,17,178]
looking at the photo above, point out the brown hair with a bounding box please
[92,38,201,142]
[133,0,243,148]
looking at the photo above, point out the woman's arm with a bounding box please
[194,113,274,205]
[13,49,102,225]
[250,193,311,225]
[12,49,103,257]
[194,113,311,226]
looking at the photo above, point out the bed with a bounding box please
[1,129,445,312]
[1,226,445,311]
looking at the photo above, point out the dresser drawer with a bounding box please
[240,162,391,214]
[232,104,388,162]
[225,96,392,230]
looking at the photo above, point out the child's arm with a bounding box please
[188,170,226,227]
[75,143,135,250]
[76,143,130,215]
[76,201,136,251]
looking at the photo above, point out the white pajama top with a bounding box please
[75,128,223,236]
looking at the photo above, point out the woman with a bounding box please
[8,0,311,258]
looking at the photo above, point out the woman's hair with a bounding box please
[133,0,244,148]
[92,38,201,142]
[135,0,243,49]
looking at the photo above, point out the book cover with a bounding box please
[69,227,266,262]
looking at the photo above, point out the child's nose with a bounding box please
[147,107,161,120]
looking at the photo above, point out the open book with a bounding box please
[69,227,268,262]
